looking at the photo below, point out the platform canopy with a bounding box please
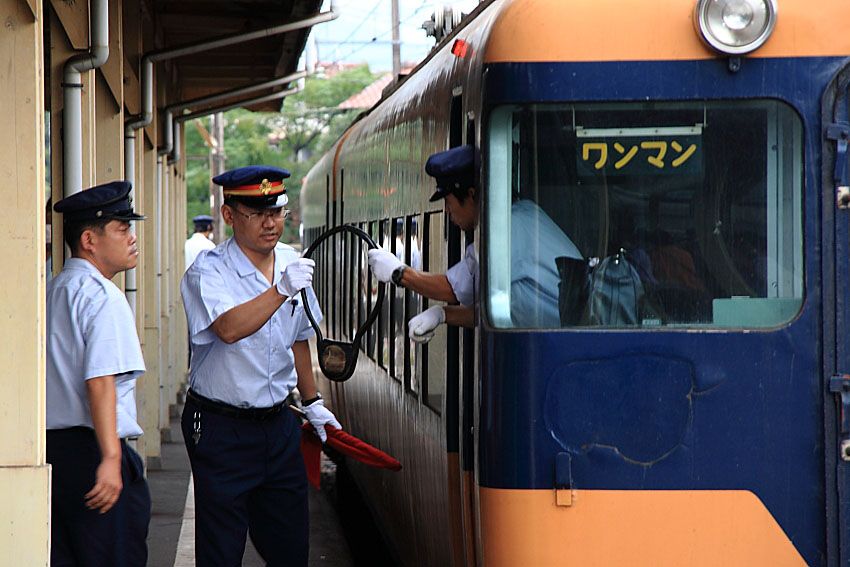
[150,0,324,111]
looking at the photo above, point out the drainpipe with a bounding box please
[122,60,153,314]
[155,154,166,427]
[63,0,109,197]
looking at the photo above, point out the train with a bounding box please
[300,0,850,564]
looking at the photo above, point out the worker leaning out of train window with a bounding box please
[369,144,582,336]
[369,145,479,341]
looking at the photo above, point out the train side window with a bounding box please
[323,180,330,326]
[316,224,325,320]
[389,217,404,381]
[342,233,352,340]
[378,219,390,369]
[423,211,445,413]
[334,225,342,339]
[358,222,368,352]
[339,229,348,340]
[405,215,423,394]
[366,221,378,359]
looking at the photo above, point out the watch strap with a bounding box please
[391,265,407,286]
[302,393,322,406]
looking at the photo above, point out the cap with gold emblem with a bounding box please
[213,165,290,210]
[54,181,146,222]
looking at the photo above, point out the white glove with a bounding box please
[276,258,315,298]
[408,305,446,344]
[367,248,404,283]
[302,399,342,443]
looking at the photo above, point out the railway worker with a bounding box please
[47,181,151,566]
[180,165,340,566]
[184,213,216,271]
[368,145,478,341]
[369,145,582,334]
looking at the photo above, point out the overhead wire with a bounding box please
[333,0,436,65]
[321,0,386,63]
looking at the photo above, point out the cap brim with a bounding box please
[111,212,147,221]
[429,188,448,202]
[228,193,288,210]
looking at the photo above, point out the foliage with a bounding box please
[184,64,378,244]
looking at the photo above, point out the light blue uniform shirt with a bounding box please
[46,258,146,438]
[446,243,478,307]
[510,199,582,328]
[181,238,322,408]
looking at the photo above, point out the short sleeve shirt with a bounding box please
[184,232,216,271]
[46,258,146,438]
[181,238,322,408]
[446,243,478,306]
[510,199,583,327]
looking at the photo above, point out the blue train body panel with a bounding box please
[478,56,849,567]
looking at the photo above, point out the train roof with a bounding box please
[484,0,850,62]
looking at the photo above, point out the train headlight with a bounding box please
[695,0,778,55]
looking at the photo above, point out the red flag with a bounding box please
[299,422,402,490]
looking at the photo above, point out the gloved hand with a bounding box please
[276,258,315,298]
[303,399,342,443]
[408,305,446,344]
[367,248,405,283]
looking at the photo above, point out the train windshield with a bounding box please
[486,100,804,329]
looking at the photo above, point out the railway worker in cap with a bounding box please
[370,144,583,332]
[184,214,216,271]
[46,181,151,566]
[180,165,339,566]
[368,145,479,341]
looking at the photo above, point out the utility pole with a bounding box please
[391,0,401,80]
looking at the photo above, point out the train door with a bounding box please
[444,90,478,567]
[823,64,850,567]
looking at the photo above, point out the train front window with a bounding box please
[486,100,803,329]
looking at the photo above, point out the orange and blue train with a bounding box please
[301,0,850,564]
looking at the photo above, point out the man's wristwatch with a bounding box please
[302,393,322,406]
[391,265,407,287]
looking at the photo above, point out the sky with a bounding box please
[309,0,483,72]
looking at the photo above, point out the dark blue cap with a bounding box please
[425,145,477,202]
[54,181,146,222]
[192,215,214,226]
[213,165,290,209]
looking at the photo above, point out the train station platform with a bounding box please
[146,409,354,566]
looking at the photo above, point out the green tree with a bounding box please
[184,64,378,244]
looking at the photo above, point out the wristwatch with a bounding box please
[391,265,407,287]
[302,393,322,406]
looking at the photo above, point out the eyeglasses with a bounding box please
[232,207,290,223]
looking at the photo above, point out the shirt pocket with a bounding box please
[274,298,303,347]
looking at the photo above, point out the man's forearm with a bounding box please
[86,375,121,461]
[400,269,458,303]
[293,340,318,400]
[211,285,287,344]
[444,305,475,328]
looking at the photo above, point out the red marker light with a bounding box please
[452,39,471,58]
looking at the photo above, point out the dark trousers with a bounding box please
[181,398,309,567]
[47,427,151,567]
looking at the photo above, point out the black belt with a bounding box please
[186,389,286,421]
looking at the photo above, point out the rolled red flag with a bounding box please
[297,414,402,490]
